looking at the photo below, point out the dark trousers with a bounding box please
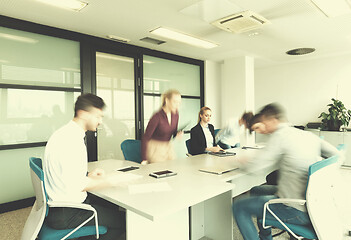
[266,170,279,185]
[46,194,125,240]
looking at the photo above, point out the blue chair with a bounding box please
[21,157,107,240]
[214,129,220,136]
[260,155,344,239]
[337,143,346,151]
[121,139,142,163]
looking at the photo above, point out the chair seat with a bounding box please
[260,219,317,239]
[38,222,107,240]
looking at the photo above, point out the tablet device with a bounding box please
[149,170,177,178]
[199,166,238,175]
[177,121,191,132]
[117,166,140,172]
[208,151,236,157]
[242,145,264,150]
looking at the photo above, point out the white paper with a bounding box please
[128,182,172,194]
[106,172,142,186]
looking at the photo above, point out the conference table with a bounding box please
[88,148,276,240]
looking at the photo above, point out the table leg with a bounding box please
[126,208,189,240]
[191,191,233,240]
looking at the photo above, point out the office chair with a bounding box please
[121,139,142,163]
[260,155,345,239]
[21,157,107,240]
[337,144,347,165]
[185,139,192,157]
[214,129,220,136]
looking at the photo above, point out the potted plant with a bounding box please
[318,98,351,131]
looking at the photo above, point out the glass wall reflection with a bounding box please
[96,52,136,160]
[0,89,78,145]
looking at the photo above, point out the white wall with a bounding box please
[221,57,247,126]
[204,60,222,128]
[255,54,351,125]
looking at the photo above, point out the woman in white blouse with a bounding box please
[189,106,222,155]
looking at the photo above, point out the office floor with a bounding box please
[1,168,350,240]
[0,206,31,240]
[0,206,291,240]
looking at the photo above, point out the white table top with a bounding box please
[88,150,274,221]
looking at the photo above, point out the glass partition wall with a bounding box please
[0,26,81,205]
[0,16,204,208]
[96,52,136,160]
[143,55,202,158]
[96,53,202,160]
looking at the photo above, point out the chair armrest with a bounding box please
[266,198,306,206]
[48,201,95,212]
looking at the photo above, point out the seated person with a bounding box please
[233,103,340,240]
[44,94,125,240]
[190,107,222,155]
[216,112,253,149]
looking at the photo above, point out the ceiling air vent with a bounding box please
[286,48,315,55]
[211,10,270,34]
[140,37,166,45]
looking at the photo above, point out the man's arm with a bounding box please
[83,168,111,191]
[320,138,341,159]
[239,131,282,171]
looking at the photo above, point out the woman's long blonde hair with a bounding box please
[198,106,211,123]
[161,89,181,107]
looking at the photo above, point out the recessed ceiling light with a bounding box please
[35,0,88,12]
[286,48,315,55]
[150,27,218,49]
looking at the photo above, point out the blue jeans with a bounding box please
[233,195,311,240]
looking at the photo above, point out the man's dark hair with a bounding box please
[241,112,254,127]
[74,93,105,117]
[248,113,262,133]
[258,103,285,120]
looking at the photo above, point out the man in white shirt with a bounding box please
[215,112,253,149]
[44,93,125,240]
[233,103,340,240]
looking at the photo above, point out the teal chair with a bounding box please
[260,155,344,239]
[214,128,220,136]
[121,139,142,163]
[337,143,346,151]
[21,157,107,240]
